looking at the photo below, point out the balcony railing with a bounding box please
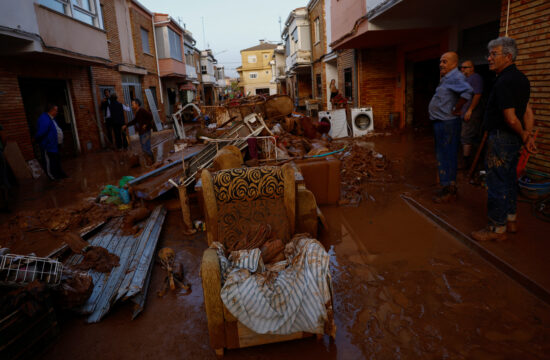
[186,64,197,79]
[285,50,311,72]
[202,74,216,84]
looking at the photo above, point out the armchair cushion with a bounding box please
[210,234,333,336]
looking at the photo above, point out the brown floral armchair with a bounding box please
[200,164,334,356]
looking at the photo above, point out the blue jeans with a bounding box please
[433,118,461,186]
[139,130,153,160]
[485,130,522,226]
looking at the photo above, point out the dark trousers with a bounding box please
[486,130,522,226]
[112,123,127,149]
[433,118,461,186]
[42,149,67,180]
[105,118,114,145]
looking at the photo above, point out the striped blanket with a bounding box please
[211,234,332,335]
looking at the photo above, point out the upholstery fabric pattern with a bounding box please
[212,166,284,204]
[217,198,290,249]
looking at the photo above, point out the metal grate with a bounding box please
[0,254,63,287]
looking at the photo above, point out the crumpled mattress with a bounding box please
[211,234,333,335]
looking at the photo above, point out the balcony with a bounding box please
[186,64,197,79]
[0,2,108,61]
[202,74,216,84]
[285,50,311,73]
[217,79,226,87]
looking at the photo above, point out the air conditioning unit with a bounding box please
[318,109,348,138]
[351,107,374,137]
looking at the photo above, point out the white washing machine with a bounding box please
[318,109,348,138]
[351,107,374,137]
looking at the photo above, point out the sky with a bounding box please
[139,0,308,78]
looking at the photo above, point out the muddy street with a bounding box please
[2,0,550,358]
[38,131,550,360]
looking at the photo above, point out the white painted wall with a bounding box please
[0,0,40,35]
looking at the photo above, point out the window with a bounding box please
[40,0,103,28]
[314,18,320,44]
[168,28,182,60]
[316,74,322,99]
[291,28,298,44]
[201,65,207,74]
[248,55,257,64]
[344,68,353,100]
[140,28,150,54]
[249,72,258,79]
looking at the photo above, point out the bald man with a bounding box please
[460,60,484,168]
[428,51,473,203]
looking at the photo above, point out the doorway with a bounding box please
[405,58,440,128]
[121,74,141,136]
[18,78,79,159]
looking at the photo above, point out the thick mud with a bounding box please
[33,133,550,359]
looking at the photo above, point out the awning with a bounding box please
[179,83,196,91]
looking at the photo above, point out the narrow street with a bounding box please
[1,0,549,359]
[38,131,550,360]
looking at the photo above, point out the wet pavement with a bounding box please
[16,131,550,359]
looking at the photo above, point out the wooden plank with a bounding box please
[236,322,311,348]
[3,141,32,180]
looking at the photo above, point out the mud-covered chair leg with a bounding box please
[201,248,225,353]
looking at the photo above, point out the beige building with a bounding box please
[237,40,278,96]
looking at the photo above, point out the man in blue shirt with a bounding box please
[35,104,67,180]
[428,51,473,203]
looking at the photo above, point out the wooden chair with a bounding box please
[200,164,333,356]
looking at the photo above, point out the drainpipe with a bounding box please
[310,63,315,101]
[88,66,106,148]
[152,18,164,106]
[352,49,359,107]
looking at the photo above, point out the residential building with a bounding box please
[215,65,228,99]
[330,0,501,130]
[126,1,163,124]
[282,8,312,108]
[237,40,278,96]
[92,0,163,136]
[200,49,218,105]
[153,13,198,117]
[308,0,328,109]
[270,44,287,95]
[0,0,110,160]
[183,30,201,104]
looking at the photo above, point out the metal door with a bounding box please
[122,74,141,136]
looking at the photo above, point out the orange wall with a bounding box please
[330,0,368,47]
[158,58,186,77]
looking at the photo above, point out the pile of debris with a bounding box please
[329,140,389,205]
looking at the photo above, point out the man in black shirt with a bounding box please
[471,37,537,242]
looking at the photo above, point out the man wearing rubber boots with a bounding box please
[471,37,537,242]
[429,51,473,203]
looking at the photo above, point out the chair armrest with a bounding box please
[201,248,225,350]
[296,188,318,238]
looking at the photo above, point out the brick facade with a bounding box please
[100,0,122,64]
[309,0,328,109]
[129,6,157,74]
[358,48,397,129]
[0,58,101,160]
[501,0,550,175]
[337,49,356,106]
